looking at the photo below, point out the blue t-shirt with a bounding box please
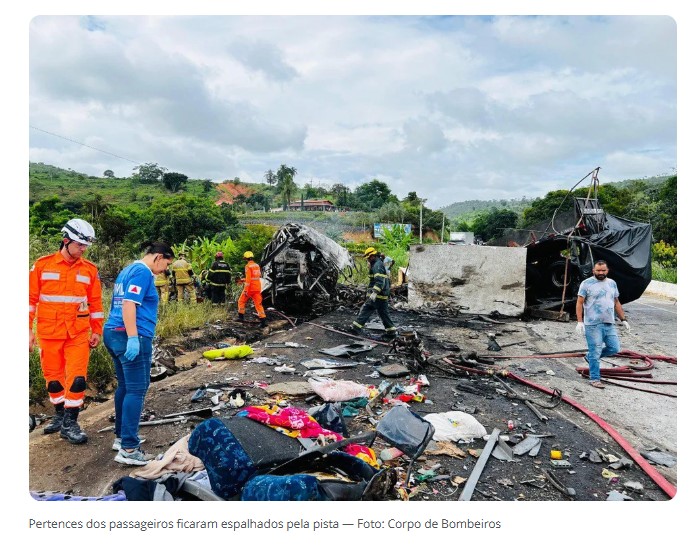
[577,276,619,325]
[105,260,159,337]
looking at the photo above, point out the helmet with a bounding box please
[215,251,224,258]
[179,252,186,258]
[243,251,254,259]
[363,246,378,258]
[61,219,96,245]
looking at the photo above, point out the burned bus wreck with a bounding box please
[259,223,355,314]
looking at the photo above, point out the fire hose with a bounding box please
[480,350,676,395]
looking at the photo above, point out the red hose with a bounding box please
[506,371,677,498]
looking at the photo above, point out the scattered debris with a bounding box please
[606,490,634,501]
[641,450,677,468]
[460,428,501,501]
[320,342,375,357]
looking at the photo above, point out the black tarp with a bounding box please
[496,195,653,306]
[577,213,653,304]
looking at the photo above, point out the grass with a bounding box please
[651,262,677,283]
[156,299,229,338]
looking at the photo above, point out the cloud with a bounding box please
[29,15,676,208]
[227,39,299,82]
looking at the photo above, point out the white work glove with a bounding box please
[575,322,585,336]
[368,291,377,302]
[622,320,631,332]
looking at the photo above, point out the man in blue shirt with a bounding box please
[575,260,631,388]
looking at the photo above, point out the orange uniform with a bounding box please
[29,251,104,408]
[237,260,265,319]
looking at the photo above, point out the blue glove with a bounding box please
[125,336,140,361]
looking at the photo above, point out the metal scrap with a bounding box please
[459,428,501,501]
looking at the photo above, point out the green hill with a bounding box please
[29,162,221,207]
[441,175,671,221]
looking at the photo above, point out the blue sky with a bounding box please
[29,15,676,208]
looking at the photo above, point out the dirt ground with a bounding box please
[28,293,677,501]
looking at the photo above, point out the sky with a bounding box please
[28,14,676,209]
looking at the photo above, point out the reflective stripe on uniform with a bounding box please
[90,312,105,319]
[376,295,388,300]
[41,272,60,280]
[49,395,65,405]
[76,274,91,284]
[64,398,83,407]
[374,273,388,278]
[39,294,88,304]
[29,305,36,312]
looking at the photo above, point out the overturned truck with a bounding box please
[497,187,653,315]
[259,223,355,314]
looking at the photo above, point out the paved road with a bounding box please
[507,293,678,483]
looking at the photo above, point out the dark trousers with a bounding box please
[209,285,226,304]
[354,299,395,331]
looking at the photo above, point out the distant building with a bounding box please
[287,199,336,211]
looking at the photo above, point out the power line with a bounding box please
[29,125,140,165]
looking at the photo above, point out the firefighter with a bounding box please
[170,252,194,302]
[29,219,104,444]
[207,251,232,305]
[237,251,267,328]
[154,268,171,304]
[350,247,396,339]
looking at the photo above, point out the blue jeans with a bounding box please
[585,323,620,381]
[103,329,152,450]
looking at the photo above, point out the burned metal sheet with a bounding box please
[407,245,526,316]
[300,358,360,370]
[319,342,375,357]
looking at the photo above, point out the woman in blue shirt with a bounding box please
[104,242,174,465]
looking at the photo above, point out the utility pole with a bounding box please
[419,200,423,244]
[441,213,445,243]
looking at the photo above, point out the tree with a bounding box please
[133,163,166,185]
[454,219,472,232]
[653,175,677,245]
[330,183,353,208]
[376,202,406,223]
[354,179,394,211]
[473,208,518,241]
[94,206,135,245]
[520,190,572,228]
[162,172,188,192]
[276,164,298,209]
[103,169,115,178]
[29,196,73,237]
[264,170,277,186]
[82,193,110,222]
[141,195,237,245]
[202,179,213,193]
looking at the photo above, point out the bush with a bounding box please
[652,241,676,269]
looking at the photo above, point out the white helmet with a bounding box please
[61,219,96,245]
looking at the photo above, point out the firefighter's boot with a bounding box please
[42,403,64,435]
[237,313,245,322]
[259,318,267,328]
[60,407,88,444]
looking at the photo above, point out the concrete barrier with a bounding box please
[408,244,527,315]
[644,280,677,300]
